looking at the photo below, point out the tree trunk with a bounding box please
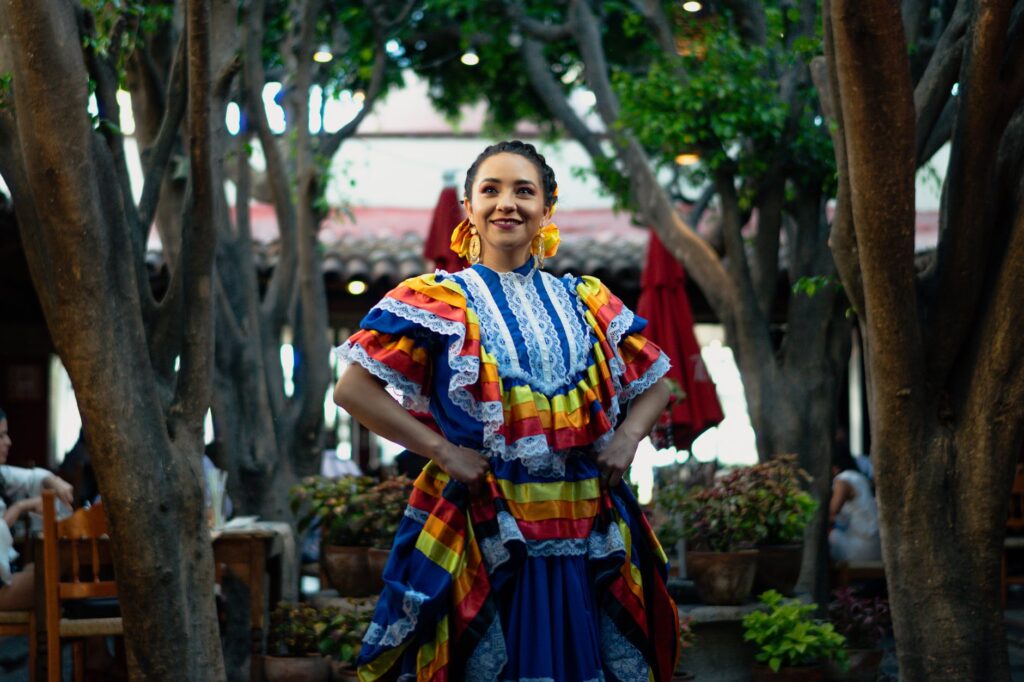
[878,422,1011,679]
[0,1,226,678]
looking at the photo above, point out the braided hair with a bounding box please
[463,140,558,209]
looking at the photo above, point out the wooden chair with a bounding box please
[0,606,35,682]
[41,490,122,682]
[1002,464,1024,607]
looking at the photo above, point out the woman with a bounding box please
[829,448,881,562]
[334,141,680,681]
[0,408,74,609]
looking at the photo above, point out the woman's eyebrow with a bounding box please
[480,177,538,186]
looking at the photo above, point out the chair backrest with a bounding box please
[1008,464,1024,533]
[41,490,117,604]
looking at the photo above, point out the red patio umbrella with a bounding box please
[636,231,724,450]
[423,183,467,272]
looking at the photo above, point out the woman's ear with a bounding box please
[463,198,473,223]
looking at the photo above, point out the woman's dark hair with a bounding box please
[463,140,558,209]
[0,407,6,422]
[832,446,858,473]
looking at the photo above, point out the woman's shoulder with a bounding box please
[387,271,469,307]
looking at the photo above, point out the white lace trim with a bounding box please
[403,506,429,524]
[600,613,650,682]
[461,269,523,374]
[335,342,431,413]
[362,589,428,649]
[503,677,603,682]
[526,538,588,557]
[479,511,523,572]
[620,352,671,403]
[465,615,508,680]
[542,272,592,378]
[587,521,627,560]
[500,271,562,392]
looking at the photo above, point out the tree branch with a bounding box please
[242,0,298,327]
[829,0,921,384]
[571,0,620,131]
[171,0,217,430]
[320,36,387,159]
[913,0,968,166]
[925,0,1014,389]
[506,0,576,41]
[811,52,865,318]
[519,36,607,165]
[138,33,187,233]
[720,0,768,46]
[752,181,783,320]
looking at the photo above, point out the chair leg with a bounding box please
[72,640,84,682]
[47,629,59,682]
[28,613,37,682]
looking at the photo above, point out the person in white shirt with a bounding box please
[829,448,882,562]
[0,408,74,609]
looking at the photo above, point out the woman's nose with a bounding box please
[496,191,516,211]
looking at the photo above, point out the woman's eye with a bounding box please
[517,188,535,195]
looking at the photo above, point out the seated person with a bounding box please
[0,408,75,610]
[829,448,882,563]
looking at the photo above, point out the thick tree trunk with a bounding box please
[0,1,226,679]
[877,424,1011,679]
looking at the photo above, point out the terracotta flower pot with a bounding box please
[823,649,884,682]
[685,550,758,605]
[753,543,804,597]
[751,663,824,681]
[264,655,331,682]
[366,547,390,592]
[322,545,374,597]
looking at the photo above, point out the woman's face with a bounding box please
[464,153,551,270]
[0,419,10,464]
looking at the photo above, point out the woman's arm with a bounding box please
[334,364,489,490]
[3,497,42,528]
[829,477,855,523]
[595,378,671,488]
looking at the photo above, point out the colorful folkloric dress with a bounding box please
[335,259,680,682]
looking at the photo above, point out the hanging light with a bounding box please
[675,153,700,166]
[682,1,703,12]
[313,44,334,63]
[352,90,366,103]
[461,50,480,66]
[346,280,368,295]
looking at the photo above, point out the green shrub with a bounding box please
[742,590,848,672]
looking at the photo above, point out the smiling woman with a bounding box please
[333,140,680,681]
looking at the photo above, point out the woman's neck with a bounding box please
[480,248,532,273]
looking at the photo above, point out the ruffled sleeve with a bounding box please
[334,273,476,413]
[576,275,671,402]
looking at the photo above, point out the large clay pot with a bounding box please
[264,655,331,682]
[322,545,374,597]
[823,649,884,682]
[367,547,390,592]
[751,663,824,681]
[685,550,758,605]
[753,544,804,596]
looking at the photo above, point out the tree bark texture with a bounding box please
[0,1,226,680]
[826,0,1024,678]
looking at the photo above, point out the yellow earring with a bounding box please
[531,233,545,269]
[468,225,481,264]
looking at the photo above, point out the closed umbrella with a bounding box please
[636,231,724,450]
[423,179,466,273]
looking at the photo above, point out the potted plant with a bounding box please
[674,471,765,604]
[742,590,848,681]
[291,476,414,596]
[735,456,819,596]
[265,602,332,682]
[825,588,890,681]
[319,605,375,681]
[362,476,414,585]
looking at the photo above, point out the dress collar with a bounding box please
[471,257,536,279]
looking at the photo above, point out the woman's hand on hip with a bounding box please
[436,444,490,494]
[595,429,640,489]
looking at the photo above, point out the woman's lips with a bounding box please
[492,219,522,230]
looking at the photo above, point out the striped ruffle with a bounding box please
[335,273,670,476]
[355,461,680,681]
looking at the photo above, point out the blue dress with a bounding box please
[335,261,680,681]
